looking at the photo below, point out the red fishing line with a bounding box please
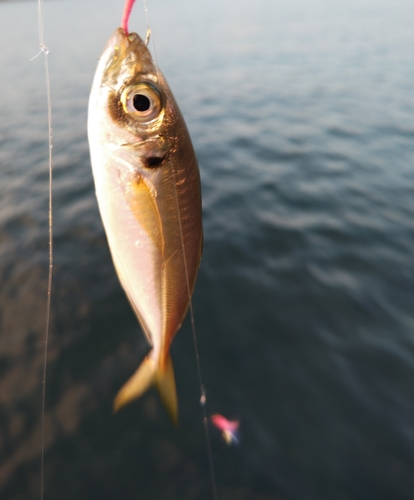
[121,0,136,34]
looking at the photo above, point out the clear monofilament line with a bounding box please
[40,53,53,500]
[170,174,219,500]
[144,2,219,496]
[35,0,54,498]
[187,302,220,500]
[142,0,151,45]
[122,1,219,497]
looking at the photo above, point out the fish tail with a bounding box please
[155,352,178,424]
[113,350,178,424]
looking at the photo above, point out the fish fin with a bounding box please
[113,353,157,412]
[155,353,178,425]
[113,351,178,424]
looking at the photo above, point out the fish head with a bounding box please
[89,28,172,165]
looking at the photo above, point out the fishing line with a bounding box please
[142,0,151,45]
[33,0,54,497]
[139,1,219,498]
[170,161,220,500]
[149,27,219,500]
[122,1,218,497]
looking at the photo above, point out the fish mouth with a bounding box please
[100,28,156,89]
[105,28,145,62]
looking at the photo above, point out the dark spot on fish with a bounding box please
[144,155,166,168]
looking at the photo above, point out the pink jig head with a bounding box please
[121,0,136,35]
[211,414,240,446]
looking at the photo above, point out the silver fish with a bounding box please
[88,28,202,422]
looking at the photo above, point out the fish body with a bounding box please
[88,28,202,422]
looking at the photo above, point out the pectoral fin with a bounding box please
[124,174,164,257]
[113,350,178,424]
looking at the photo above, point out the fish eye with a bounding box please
[121,82,162,123]
[133,94,150,112]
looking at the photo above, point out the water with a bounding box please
[1,0,414,498]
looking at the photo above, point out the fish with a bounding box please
[87,25,202,423]
[211,414,240,445]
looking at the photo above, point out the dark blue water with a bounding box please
[1,0,414,498]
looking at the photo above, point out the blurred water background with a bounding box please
[1,0,414,498]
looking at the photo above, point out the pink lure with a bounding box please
[121,0,136,35]
[211,414,240,445]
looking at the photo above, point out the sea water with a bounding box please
[0,0,414,498]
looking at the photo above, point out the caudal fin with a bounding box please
[113,350,178,423]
